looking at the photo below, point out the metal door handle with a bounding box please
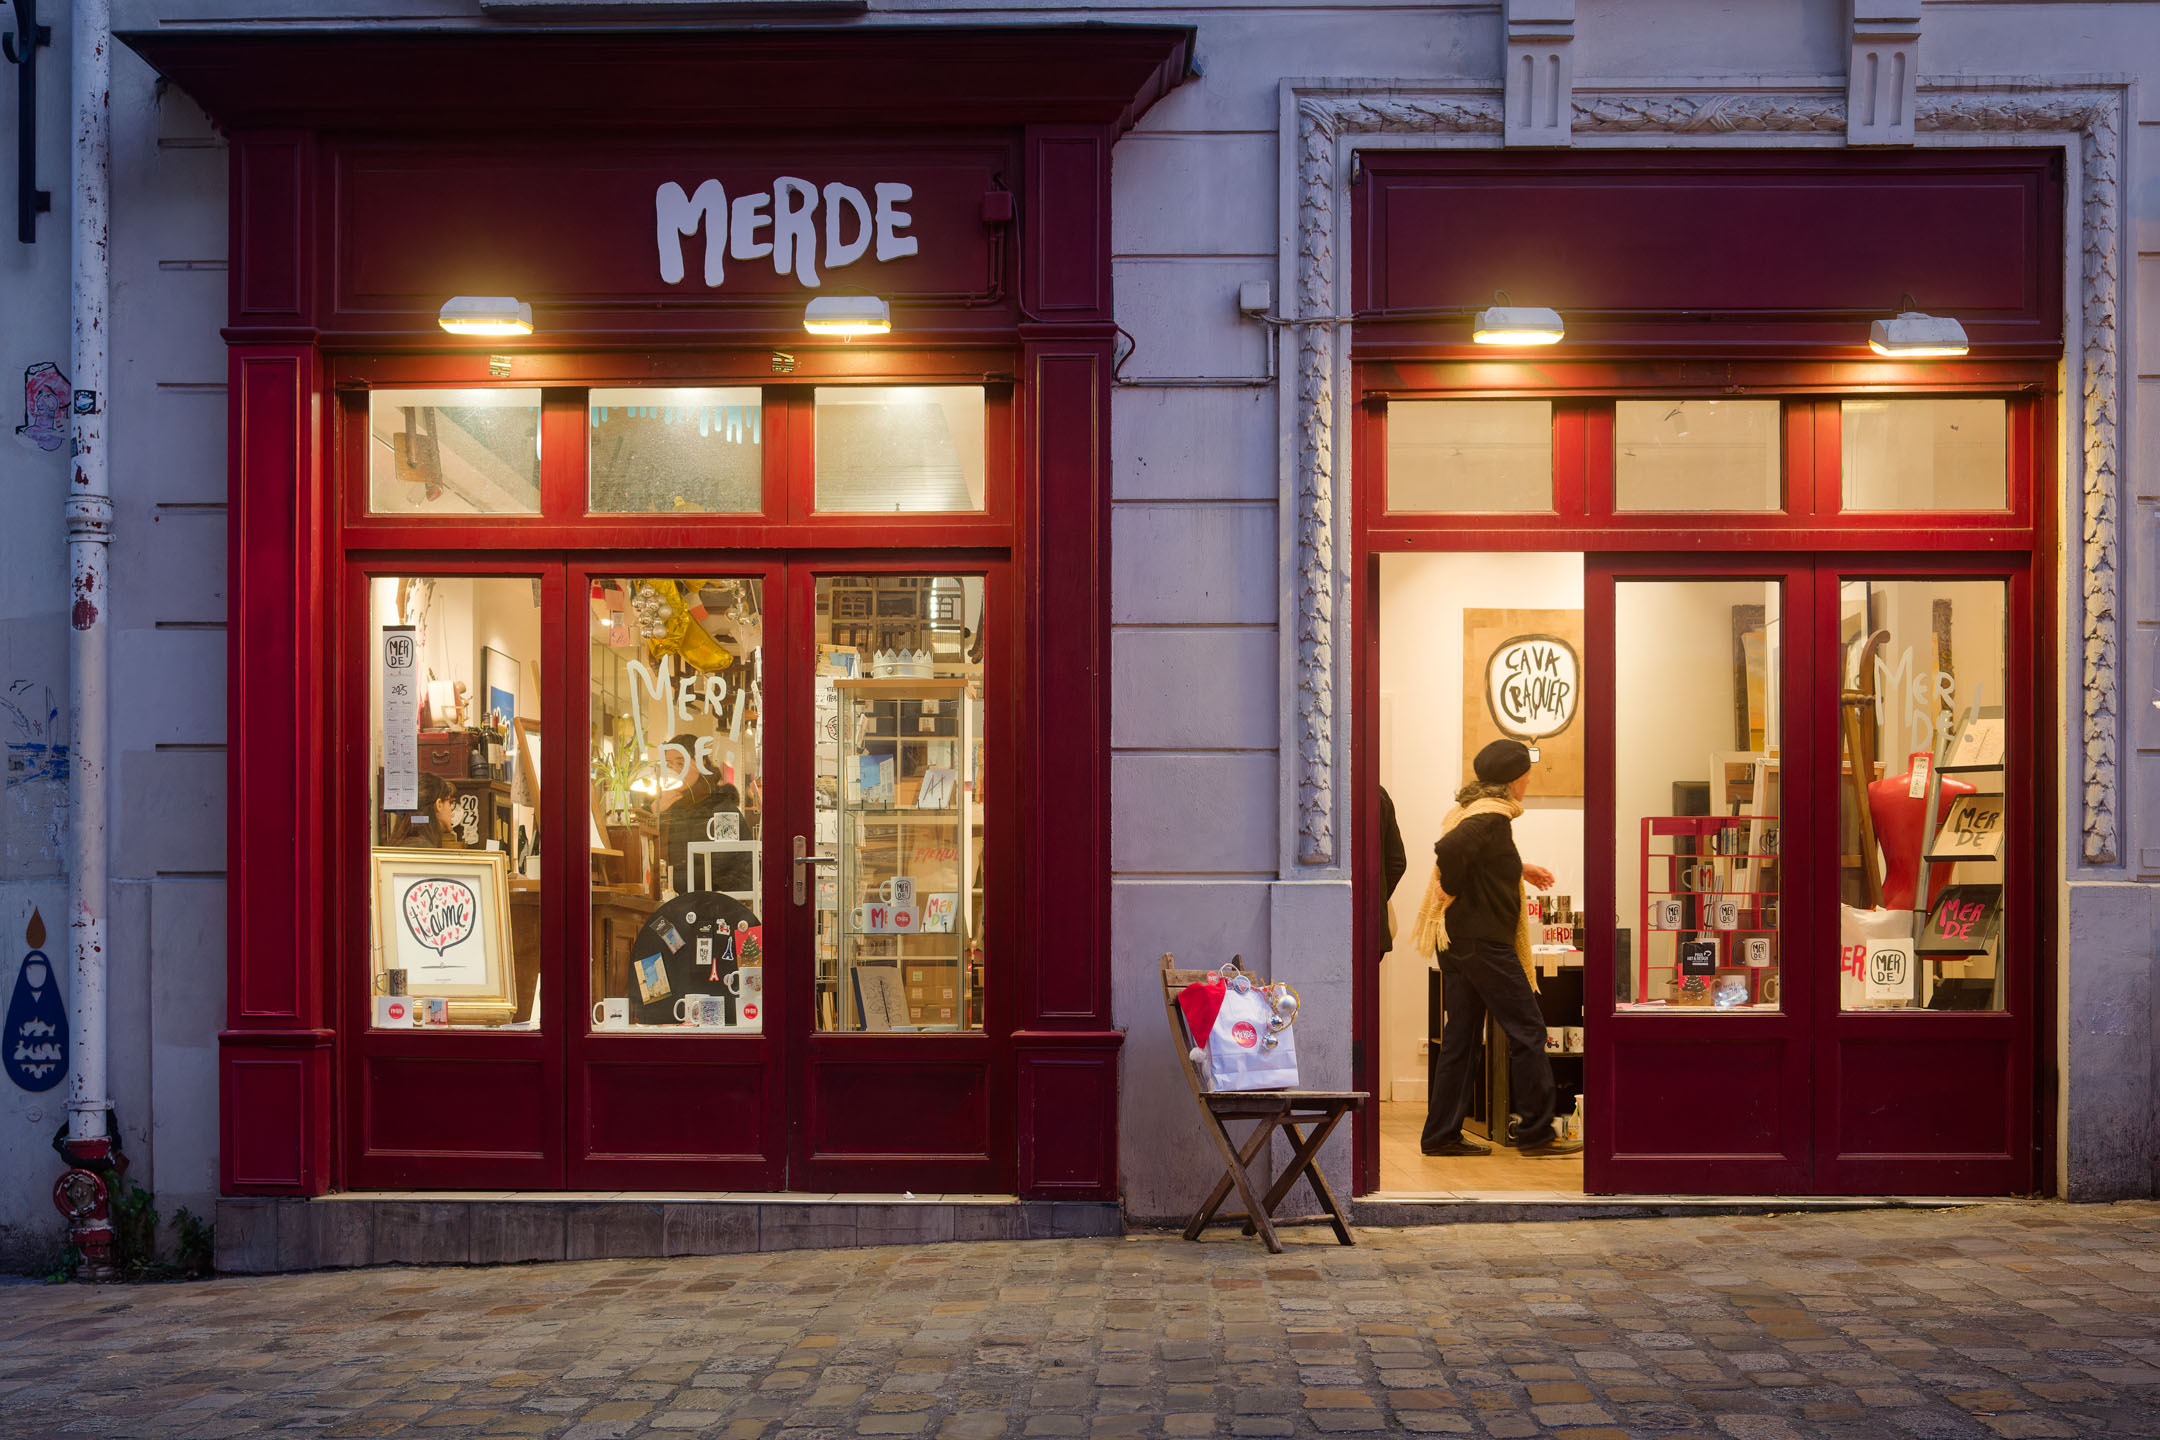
[792,835,836,905]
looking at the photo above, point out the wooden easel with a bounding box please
[1839,630,1890,907]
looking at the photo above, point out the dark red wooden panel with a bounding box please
[232,135,310,323]
[1015,1039,1120,1196]
[1831,1035,2014,1158]
[581,1060,770,1161]
[224,1050,312,1190]
[331,143,1013,333]
[1355,151,2063,357]
[228,350,314,1025]
[1025,344,1111,1024]
[1026,128,1110,317]
[364,1057,551,1157]
[807,1058,991,1158]
[1608,1037,1792,1156]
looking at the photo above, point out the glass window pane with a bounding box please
[589,388,763,514]
[587,578,766,1034]
[1614,400,1781,512]
[815,576,986,1033]
[1615,579,1784,1012]
[1386,400,1553,512]
[813,387,986,513]
[1837,579,2007,1012]
[369,576,542,1029]
[369,390,540,514]
[1841,399,2008,511]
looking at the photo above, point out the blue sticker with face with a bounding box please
[5,946,66,1092]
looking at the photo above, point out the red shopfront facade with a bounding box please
[1350,151,2062,1197]
[130,27,1193,1198]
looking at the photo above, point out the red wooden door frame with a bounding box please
[1349,377,2055,1199]
[1582,553,1819,1197]
[778,555,1016,1197]
[564,554,793,1192]
[340,555,573,1191]
[1807,553,2043,1196]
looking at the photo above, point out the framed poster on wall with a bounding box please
[1462,608,1585,797]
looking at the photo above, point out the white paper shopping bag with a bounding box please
[1177,970,1299,1091]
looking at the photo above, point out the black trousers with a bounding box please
[1420,936,1559,1149]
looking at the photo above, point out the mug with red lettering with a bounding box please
[850,902,917,933]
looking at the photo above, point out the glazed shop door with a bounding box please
[1584,556,1820,1195]
[569,563,792,1190]
[783,563,1005,1195]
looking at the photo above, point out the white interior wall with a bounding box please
[1376,552,1585,1104]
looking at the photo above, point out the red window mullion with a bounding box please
[540,389,586,518]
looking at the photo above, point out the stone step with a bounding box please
[215,1193,1121,1273]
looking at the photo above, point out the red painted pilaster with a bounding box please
[221,130,332,1196]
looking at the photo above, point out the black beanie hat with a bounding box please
[1473,738,1533,785]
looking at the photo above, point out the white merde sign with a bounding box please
[658,177,918,288]
[1485,634,1579,741]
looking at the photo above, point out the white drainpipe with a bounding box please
[62,0,114,1277]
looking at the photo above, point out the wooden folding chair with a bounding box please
[1162,954,1367,1253]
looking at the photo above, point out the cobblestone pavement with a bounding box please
[5,1203,2160,1440]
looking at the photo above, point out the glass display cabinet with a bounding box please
[819,674,983,1032]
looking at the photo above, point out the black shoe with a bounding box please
[1420,1137,1492,1157]
[1517,1135,1584,1156]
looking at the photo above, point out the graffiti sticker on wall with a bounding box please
[5,910,66,1092]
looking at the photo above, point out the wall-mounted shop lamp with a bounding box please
[1471,291,1565,346]
[804,295,891,337]
[1869,297,1968,358]
[438,296,534,336]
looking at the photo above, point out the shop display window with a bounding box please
[1614,578,1785,1011]
[366,575,543,1029]
[586,577,766,1034]
[1836,578,2008,1011]
[588,388,763,514]
[813,574,986,1032]
[1613,400,1781,512]
[1385,400,1552,513]
[1841,399,2008,511]
[368,390,542,515]
[813,387,986,513]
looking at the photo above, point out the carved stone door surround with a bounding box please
[1278,77,2128,871]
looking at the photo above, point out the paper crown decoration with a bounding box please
[870,649,934,679]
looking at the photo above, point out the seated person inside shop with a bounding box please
[655,733,754,897]
[382,771,467,849]
[1419,738,1582,1158]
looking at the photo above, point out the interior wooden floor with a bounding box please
[1376,1099,1584,1197]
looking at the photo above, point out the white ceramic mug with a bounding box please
[1544,1026,1564,1053]
[591,998,628,1030]
[723,967,762,1004]
[673,993,724,1027]
[1563,1026,1584,1052]
[374,995,415,1028]
[879,876,917,907]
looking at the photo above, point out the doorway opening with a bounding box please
[1376,551,1588,1196]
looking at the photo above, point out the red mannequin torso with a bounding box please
[1867,754,1974,910]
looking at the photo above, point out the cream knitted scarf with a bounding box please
[1406,795,1538,993]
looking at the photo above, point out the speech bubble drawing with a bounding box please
[402,877,478,957]
[1485,633,1580,741]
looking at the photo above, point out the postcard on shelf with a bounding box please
[1944,715,2006,770]
[916,766,957,810]
[1919,884,2003,954]
[1924,792,2006,863]
[920,892,960,933]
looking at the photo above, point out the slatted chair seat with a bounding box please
[1161,953,1366,1253]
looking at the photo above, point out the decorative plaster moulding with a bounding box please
[1281,77,2126,870]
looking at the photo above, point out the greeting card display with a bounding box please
[1918,884,2003,955]
[1924,793,2007,863]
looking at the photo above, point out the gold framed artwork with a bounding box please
[371,848,516,1024]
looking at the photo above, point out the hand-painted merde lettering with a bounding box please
[658,179,917,288]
